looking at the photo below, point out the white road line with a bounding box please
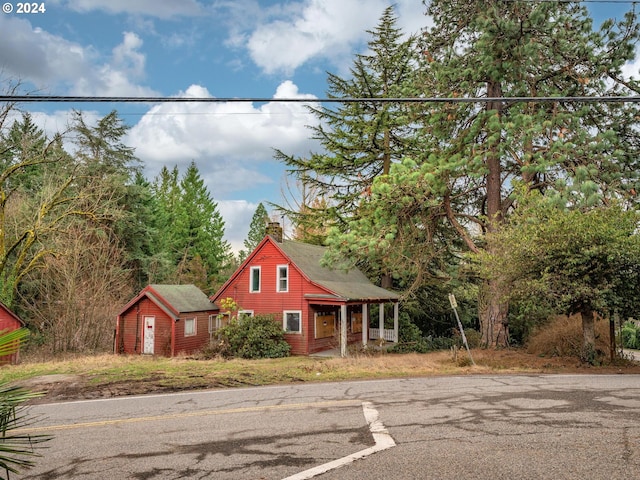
[281,401,396,480]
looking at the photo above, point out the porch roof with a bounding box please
[277,240,399,302]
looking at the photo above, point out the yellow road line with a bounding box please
[17,399,362,434]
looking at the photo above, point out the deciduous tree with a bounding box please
[478,195,640,363]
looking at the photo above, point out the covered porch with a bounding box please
[306,294,399,357]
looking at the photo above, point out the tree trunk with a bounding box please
[479,277,509,347]
[478,80,509,348]
[581,309,596,364]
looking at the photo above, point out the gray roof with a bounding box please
[275,239,399,302]
[149,284,216,313]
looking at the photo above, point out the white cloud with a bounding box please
[218,200,264,253]
[53,0,204,18]
[622,47,640,80]
[0,15,91,87]
[128,80,320,180]
[0,17,158,97]
[242,0,427,76]
[246,0,385,75]
[74,32,159,96]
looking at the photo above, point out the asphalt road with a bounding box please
[18,374,640,479]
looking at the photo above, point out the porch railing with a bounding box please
[369,328,396,342]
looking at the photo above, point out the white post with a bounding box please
[393,302,399,342]
[362,303,368,347]
[379,303,384,336]
[340,304,348,358]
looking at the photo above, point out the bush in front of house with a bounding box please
[218,314,291,359]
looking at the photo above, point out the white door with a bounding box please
[143,316,155,354]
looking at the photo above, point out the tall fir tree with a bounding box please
[275,5,419,242]
[150,162,230,292]
[239,202,269,262]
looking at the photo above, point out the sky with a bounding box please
[0,0,638,252]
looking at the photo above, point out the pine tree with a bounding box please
[334,0,640,346]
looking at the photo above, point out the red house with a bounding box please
[211,224,400,356]
[115,284,219,357]
[0,301,25,365]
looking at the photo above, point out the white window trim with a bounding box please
[283,310,302,334]
[208,314,216,334]
[185,317,197,337]
[277,264,289,292]
[216,313,230,330]
[250,266,261,293]
[238,310,254,318]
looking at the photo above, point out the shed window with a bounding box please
[283,310,302,334]
[185,318,196,336]
[277,265,288,292]
[250,266,261,293]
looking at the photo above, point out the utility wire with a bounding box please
[1,95,639,104]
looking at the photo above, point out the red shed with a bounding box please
[0,301,25,365]
[115,284,219,357]
[211,224,400,356]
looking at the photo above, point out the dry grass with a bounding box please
[5,342,640,404]
[526,314,611,358]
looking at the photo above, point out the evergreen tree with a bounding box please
[176,162,229,286]
[150,165,182,273]
[239,202,269,261]
[330,0,640,346]
[275,6,419,245]
[150,162,230,292]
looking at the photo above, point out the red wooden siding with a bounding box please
[173,311,214,355]
[0,309,23,364]
[214,239,364,355]
[214,241,317,354]
[117,297,173,355]
[116,292,218,357]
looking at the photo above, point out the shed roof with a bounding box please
[119,284,217,320]
[148,284,217,313]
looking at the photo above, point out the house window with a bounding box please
[277,265,288,292]
[208,315,216,334]
[283,310,302,334]
[250,266,261,293]
[185,317,196,336]
[238,310,254,318]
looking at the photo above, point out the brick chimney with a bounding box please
[266,221,283,242]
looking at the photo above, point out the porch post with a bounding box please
[379,303,384,337]
[362,303,368,347]
[340,304,348,358]
[393,302,399,342]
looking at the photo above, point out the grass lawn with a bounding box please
[4,348,640,404]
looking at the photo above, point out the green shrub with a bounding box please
[460,328,482,348]
[218,314,290,359]
[388,313,431,353]
[621,321,640,350]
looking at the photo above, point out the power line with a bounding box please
[1,95,639,104]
